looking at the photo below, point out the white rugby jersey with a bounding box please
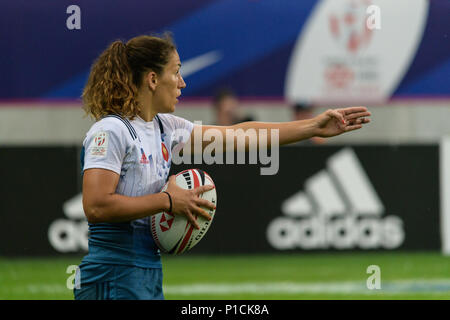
[80,113,193,268]
[83,113,193,196]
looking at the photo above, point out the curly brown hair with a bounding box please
[82,34,176,120]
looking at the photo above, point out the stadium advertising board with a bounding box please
[0,145,440,256]
[286,0,429,104]
[1,0,448,100]
[0,147,82,256]
[178,145,441,253]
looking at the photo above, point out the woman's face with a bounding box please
[152,50,186,113]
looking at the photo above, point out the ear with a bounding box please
[145,71,158,91]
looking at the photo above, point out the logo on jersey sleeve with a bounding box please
[161,142,169,162]
[89,131,108,157]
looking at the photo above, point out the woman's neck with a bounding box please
[137,91,157,122]
[138,108,157,122]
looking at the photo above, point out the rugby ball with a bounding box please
[150,169,217,255]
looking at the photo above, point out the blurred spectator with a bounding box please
[292,102,326,145]
[213,88,254,125]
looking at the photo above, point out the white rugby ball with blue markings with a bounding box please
[150,169,217,255]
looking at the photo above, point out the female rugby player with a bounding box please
[75,34,371,300]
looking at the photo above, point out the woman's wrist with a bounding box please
[297,118,319,139]
[162,191,173,213]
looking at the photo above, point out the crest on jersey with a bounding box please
[161,142,169,162]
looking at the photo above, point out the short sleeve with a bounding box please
[159,114,194,152]
[82,120,128,175]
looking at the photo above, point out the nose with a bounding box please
[178,74,186,89]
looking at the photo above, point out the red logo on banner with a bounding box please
[325,64,355,88]
[328,0,373,54]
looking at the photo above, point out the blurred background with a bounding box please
[1,0,450,299]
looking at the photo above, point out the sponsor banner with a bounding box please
[1,0,449,99]
[286,0,429,103]
[181,145,440,253]
[0,147,83,256]
[0,145,440,256]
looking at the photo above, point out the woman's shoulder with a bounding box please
[156,113,193,131]
[87,116,137,140]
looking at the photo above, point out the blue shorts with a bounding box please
[73,264,164,300]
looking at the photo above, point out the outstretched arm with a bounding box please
[187,106,371,151]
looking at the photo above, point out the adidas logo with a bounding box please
[48,193,88,253]
[140,148,150,164]
[266,148,405,250]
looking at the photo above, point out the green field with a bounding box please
[1,252,450,299]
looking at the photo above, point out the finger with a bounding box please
[194,206,212,221]
[345,111,371,120]
[358,118,371,124]
[185,210,200,229]
[196,198,216,211]
[168,175,176,184]
[353,117,371,124]
[341,106,368,115]
[329,109,346,125]
[193,184,215,196]
[344,124,363,132]
[348,117,370,125]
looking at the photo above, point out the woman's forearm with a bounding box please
[192,106,370,153]
[191,119,319,153]
[83,191,170,223]
[231,119,317,146]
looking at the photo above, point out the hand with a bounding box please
[313,106,371,138]
[164,175,216,229]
